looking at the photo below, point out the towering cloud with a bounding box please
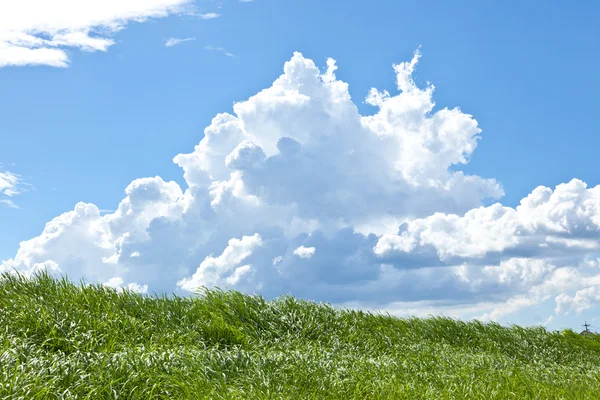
[3,51,599,323]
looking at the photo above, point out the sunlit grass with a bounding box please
[1,272,599,399]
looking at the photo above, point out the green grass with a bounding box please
[1,273,600,399]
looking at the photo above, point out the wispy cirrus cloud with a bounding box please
[0,167,27,208]
[165,37,196,47]
[204,45,234,57]
[0,0,196,67]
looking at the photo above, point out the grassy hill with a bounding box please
[1,273,600,399]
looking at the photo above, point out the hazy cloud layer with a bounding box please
[3,51,599,324]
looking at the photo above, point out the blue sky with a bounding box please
[1,0,600,331]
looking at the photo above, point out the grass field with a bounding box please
[1,272,600,399]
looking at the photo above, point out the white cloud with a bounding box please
[294,246,316,259]
[204,46,234,57]
[177,234,262,291]
[165,37,196,47]
[375,179,600,261]
[272,256,284,266]
[0,170,21,196]
[199,12,220,19]
[0,199,17,208]
[555,286,600,315]
[543,315,554,326]
[339,299,497,320]
[104,276,148,294]
[0,0,195,67]
[479,295,540,322]
[225,264,252,286]
[4,50,600,327]
[0,167,27,207]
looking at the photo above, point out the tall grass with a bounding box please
[1,272,599,399]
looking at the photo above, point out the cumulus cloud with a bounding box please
[0,0,195,67]
[376,179,600,260]
[555,284,600,315]
[3,50,599,325]
[177,233,262,291]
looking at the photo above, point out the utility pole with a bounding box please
[582,321,591,333]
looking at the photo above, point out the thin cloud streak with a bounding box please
[165,37,196,47]
[0,199,18,208]
[204,46,235,57]
[199,12,220,19]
